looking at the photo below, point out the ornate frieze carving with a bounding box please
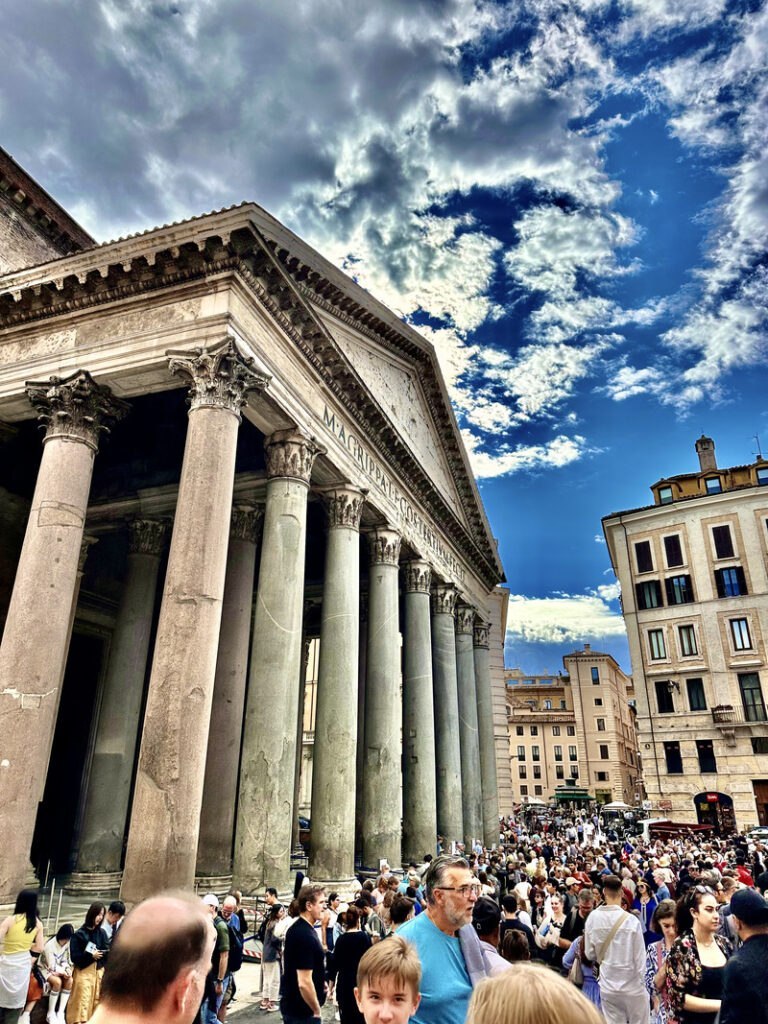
[455,602,476,635]
[167,338,269,419]
[473,621,490,649]
[26,370,129,452]
[264,429,323,484]
[323,487,365,531]
[368,527,401,567]
[403,560,432,595]
[128,518,171,557]
[432,583,457,617]
[231,505,264,544]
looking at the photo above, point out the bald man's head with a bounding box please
[100,893,214,1017]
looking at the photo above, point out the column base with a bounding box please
[194,873,233,897]
[64,871,123,897]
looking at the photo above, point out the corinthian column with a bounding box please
[310,486,365,884]
[362,527,402,869]
[0,371,127,902]
[234,430,321,893]
[431,583,463,847]
[76,519,170,877]
[196,505,264,882]
[121,340,268,903]
[474,621,499,849]
[402,560,437,864]
[456,603,482,849]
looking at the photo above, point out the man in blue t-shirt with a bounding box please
[398,855,483,1024]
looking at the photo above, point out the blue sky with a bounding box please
[2,0,767,675]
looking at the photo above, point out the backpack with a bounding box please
[226,918,244,973]
[214,915,244,974]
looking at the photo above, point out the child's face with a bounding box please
[355,976,421,1024]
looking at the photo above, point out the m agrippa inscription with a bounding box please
[321,404,465,583]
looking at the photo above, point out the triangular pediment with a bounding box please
[312,309,470,529]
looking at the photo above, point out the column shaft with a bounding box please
[196,507,263,879]
[474,623,499,849]
[456,604,482,849]
[309,488,364,881]
[234,430,320,893]
[431,585,463,847]
[362,529,402,869]
[291,637,312,852]
[121,340,267,902]
[0,371,126,902]
[402,561,437,864]
[77,520,169,873]
[354,595,368,863]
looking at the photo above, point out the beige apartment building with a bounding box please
[506,645,641,806]
[603,436,768,832]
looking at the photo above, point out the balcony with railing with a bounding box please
[711,704,767,726]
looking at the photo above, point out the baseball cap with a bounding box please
[472,896,501,936]
[730,888,768,925]
[202,893,219,909]
[565,877,578,887]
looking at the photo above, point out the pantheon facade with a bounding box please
[0,146,508,905]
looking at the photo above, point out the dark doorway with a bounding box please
[693,791,736,835]
[31,631,105,877]
[753,780,768,826]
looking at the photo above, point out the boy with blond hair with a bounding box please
[354,935,421,1024]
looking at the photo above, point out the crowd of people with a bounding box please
[1,808,767,1024]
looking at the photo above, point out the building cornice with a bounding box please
[0,146,94,256]
[0,206,504,590]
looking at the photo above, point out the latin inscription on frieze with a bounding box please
[321,404,465,583]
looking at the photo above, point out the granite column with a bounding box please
[402,560,437,864]
[456,603,482,849]
[431,583,463,848]
[121,340,267,902]
[0,371,127,901]
[362,528,402,870]
[234,430,321,893]
[196,505,263,883]
[474,621,499,850]
[75,519,170,878]
[309,487,365,883]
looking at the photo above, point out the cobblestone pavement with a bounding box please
[228,961,337,1024]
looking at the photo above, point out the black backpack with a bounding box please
[214,915,244,974]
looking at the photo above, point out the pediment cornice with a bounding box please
[0,205,504,589]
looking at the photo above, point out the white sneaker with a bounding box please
[19,1013,31,1024]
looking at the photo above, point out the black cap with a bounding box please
[730,888,768,925]
[472,896,501,936]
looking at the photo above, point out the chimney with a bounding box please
[695,435,717,472]
[583,643,591,652]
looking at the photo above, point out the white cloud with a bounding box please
[461,429,594,479]
[505,588,627,644]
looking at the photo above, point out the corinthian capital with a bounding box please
[167,338,269,419]
[231,505,264,544]
[432,583,457,617]
[403,560,432,594]
[473,621,490,649]
[323,486,366,531]
[265,429,323,484]
[455,602,476,635]
[26,370,129,451]
[368,527,401,566]
[128,518,171,556]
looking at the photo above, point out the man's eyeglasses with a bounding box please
[435,884,482,898]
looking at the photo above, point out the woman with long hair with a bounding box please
[66,903,108,1024]
[666,886,730,1024]
[645,899,678,1024]
[260,904,284,1012]
[633,880,660,944]
[328,907,371,1024]
[0,889,44,1024]
[467,962,603,1024]
[39,924,75,1024]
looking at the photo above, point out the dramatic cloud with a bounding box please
[505,586,627,645]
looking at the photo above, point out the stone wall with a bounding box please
[0,189,63,274]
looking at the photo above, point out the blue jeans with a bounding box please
[202,974,231,1024]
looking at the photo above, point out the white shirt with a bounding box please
[583,905,645,995]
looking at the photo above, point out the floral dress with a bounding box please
[645,940,673,1024]
[665,931,730,1024]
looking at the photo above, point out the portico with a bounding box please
[0,150,507,903]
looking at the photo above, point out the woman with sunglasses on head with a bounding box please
[632,880,659,945]
[666,886,731,1024]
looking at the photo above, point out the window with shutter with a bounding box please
[712,525,734,559]
[635,540,653,573]
[663,535,683,567]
